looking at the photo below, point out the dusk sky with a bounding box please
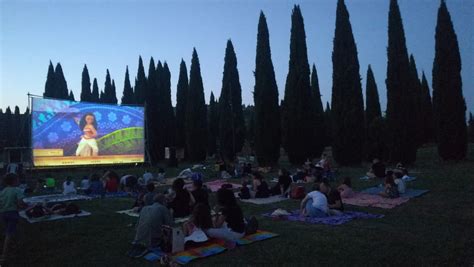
[1,0,473,115]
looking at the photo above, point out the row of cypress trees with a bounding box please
[31,0,468,165]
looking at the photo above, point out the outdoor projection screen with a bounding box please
[32,97,145,167]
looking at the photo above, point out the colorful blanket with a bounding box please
[143,230,278,265]
[24,194,92,204]
[361,187,429,198]
[263,210,383,225]
[19,210,91,223]
[238,195,289,205]
[343,192,410,209]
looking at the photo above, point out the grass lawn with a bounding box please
[2,145,474,266]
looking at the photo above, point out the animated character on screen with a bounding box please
[75,113,99,156]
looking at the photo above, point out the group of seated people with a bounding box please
[366,158,410,198]
[292,154,333,183]
[300,179,345,217]
[239,169,292,199]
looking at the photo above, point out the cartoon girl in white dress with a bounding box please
[75,113,99,156]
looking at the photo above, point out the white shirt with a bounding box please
[143,172,154,184]
[80,179,90,189]
[63,181,77,195]
[394,178,406,194]
[307,191,328,213]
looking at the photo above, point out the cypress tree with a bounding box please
[185,49,208,161]
[44,61,56,98]
[81,64,92,102]
[367,116,390,161]
[253,11,281,165]
[246,107,256,151]
[468,112,474,143]
[12,106,21,146]
[420,72,435,143]
[281,5,313,164]
[147,57,156,101]
[0,109,4,151]
[365,65,382,127]
[208,92,218,156]
[432,0,467,160]
[4,107,13,148]
[386,0,417,164]
[91,78,100,102]
[54,63,69,99]
[218,40,245,161]
[331,0,365,165]
[153,61,166,160]
[324,102,332,147]
[68,90,75,101]
[310,64,326,158]
[175,60,189,151]
[409,55,424,147]
[121,66,134,105]
[103,69,113,103]
[145,59,160,163]
[111,79,117,104]
[99,91,105,103]
[134,56,147,105]
[162,62,176,149]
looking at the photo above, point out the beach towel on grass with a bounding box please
[343,193,410,209]
[24,194,92,204]
[361,187,429,198]
[263,210,382,225]
[238,195,289,205]
[144,230,278,265]
[19,210,91,223]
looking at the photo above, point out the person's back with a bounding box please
[0,186,24,213]
[169,190,191,217]
[88,180,104,195]
[105,178,118,193]
[63,180,77,195]
[192,188,209,207]
[307,190,328,214]
[255,180,270,198]
[394,173,406,194]
[80,178,90,190]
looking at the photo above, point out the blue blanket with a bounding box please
[361,187,429,198]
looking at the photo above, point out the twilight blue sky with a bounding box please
[1,0,473,115]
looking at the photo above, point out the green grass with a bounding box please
[3,145,474,266]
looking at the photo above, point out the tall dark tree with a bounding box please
[281,5,313,164]
[365,65,382,126]
[68,90,75,101]
[324,102,332,147]
[218,40,245,161]
[54,63,69,99]
[161,62,176,149]
[386,0,417,164]
[409,55,424,147]
[81,64,92,102]
[420,72,435,143]
[310,64,326,157]
[0,109,5,151]
[102,70,113,103]
[366,117,390,161]
[432,0,467,160]
[468,112,474,143]
[4,107,13,148]
[12,106,21,146]
[134,56,147,105]
[99,90,105,103]
[121,66,134,105]
[145,59,160,163]
[91,78,100,102]
[185,49,208,161]
[208,92,218,156]
[146,57,156,101]
[253,11,281,165]
[331,0,365,165]
[111,80,117,104]
[175,60,189,151]
[44,61,56,98]
[246,106,256,151]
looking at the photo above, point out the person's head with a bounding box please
[279,168,290,177]
[373,158,380,164]
[192,203,213,229]
[107,171,119,181]
[319,179,331,194]
[342,177,352,188]
[66,176,72,185]
[172,178,185,192]
[216,188,237,207]
[146,183,155,193]
[193,179,203,190]
[252,172,264,181]
[79,113,98,131]
[3,173,19,187]
[153,193,166,205]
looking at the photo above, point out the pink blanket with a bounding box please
[184,180,242,192]
[343,192,409,209]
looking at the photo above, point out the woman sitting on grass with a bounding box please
[62,176,77,195]
[85,174,104,196]
[183,203,213,238]
[337,177,354,198]
[167,178,195,218]
[252,172,270,198]
[300,183,328,218]
[320,179,344,215]
[103,171,119,193]
[271,168,292,197]
[379,171,400,198]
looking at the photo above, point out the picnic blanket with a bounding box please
[263,210,383,225]
[116,209,197,224]
[361,187,429,198]
[24,194,92,204]
[19,210,91,223]
[238,195,289,205]
[343,192,410,209]
[143,230,278,265]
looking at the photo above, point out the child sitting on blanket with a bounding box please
[337,177,354,198]
[0,173,26,260]
[379,172,400,199]
[393,172,406,194]
[252,172,270,198]
[167,178,195,218]
[300,183,328,218]
[62,176,77,195]
[320,179,344,215]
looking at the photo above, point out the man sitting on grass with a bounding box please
[128,193,173,258]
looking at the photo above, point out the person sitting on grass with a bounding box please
[183,203,213,240]
[167,178,195,218]
[300,183,328,218]
[128,194,173,258]
[45,175,56,192]
[252,172,270,198]
[367,158,386,179]
[190,178,209,208]
[103,171,119,193]
[271,168,292,197]
[80,176,90,191]
[393,171,406,194]
[85,174,105,196]
[142,183,157,207]
[62,176,77,195]
[379,172,400,198]
[337,177,354,198]
[320,179,344,215]
[120,174,138,192]
[205,188,246,241]
[0,173,27,262]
